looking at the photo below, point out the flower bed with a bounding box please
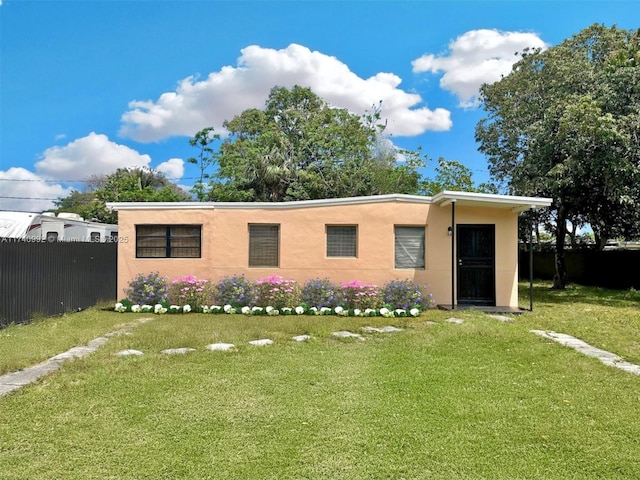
[115,273,435,318]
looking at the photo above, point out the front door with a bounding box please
[457,224,495,306]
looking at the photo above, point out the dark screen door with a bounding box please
[457,224,495,306]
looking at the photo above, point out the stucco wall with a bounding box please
[115,200,519,307]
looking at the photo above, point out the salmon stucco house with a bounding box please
[107,191,552,311]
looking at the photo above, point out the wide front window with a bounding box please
[136,225,201,258]
[249,224,280,267]
[395,226,425,268]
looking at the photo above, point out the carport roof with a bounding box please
[432,191,553,212]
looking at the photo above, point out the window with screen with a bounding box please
[326,225,357,257]
[394,226,425,269]
[249,224,280,267]
[136,225,201,258]
[90,232,101,242]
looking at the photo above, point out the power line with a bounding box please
[0,196,62,201]
[0,177,197,183]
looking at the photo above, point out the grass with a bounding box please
[1,282,640,479]
[518,282,640,364]
[0,301,138,375]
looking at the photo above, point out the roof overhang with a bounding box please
[432,191,553,212]
[107,192,553,213]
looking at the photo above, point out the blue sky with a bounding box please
[1,0,638,212]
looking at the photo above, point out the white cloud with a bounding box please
[120,43,452,142]
[0,167,72,212]
[156,158,184,180]
[35,132,151,181]
[412,29,548,107]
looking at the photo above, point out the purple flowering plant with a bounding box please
[214,274,257,307]
[300,278,343,308]
[381,279,433,311]
[125,272,168,306]
[168,274,214,310]
[255,275,300,309]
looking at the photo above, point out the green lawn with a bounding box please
[0,301,138,376]
[1,283,639,479]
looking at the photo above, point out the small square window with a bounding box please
[326,225,357,257]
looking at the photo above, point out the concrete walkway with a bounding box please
[0,317,154,397]
[531,330,640,376]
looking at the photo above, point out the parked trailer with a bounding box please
[0,211,118,242]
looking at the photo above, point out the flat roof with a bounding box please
[107,191,552,212]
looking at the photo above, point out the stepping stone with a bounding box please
[361,326,381,333]
[161,347,196,355]
[332,331,365,340]
[491,315,513,322]
[206,343,236,352]
[249,339,274,346]
[423,321,438,326]
[292,335,311,342]
[380,325,403,333]
[115,349,143,357]
[105,331,133,337]
[446,318,464,324]
[87,337,109,349]
[51,346,95,361]
[361,326,404,333]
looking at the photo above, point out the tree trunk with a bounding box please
[553,207,569,289]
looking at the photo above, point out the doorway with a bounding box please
[456,224,495,306]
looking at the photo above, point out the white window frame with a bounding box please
[394,226,425,269]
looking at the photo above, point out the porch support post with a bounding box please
[529,207,534,312]
[451,200,456,310]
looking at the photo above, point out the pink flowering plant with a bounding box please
[255,275,301,309]
[168,275,214,310]
[340,280,383,310]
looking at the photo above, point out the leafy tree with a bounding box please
[55,167,190,223]
[475,24,640,289]
[203,85,425,201]
[52,190,95,216]
[187,127,219,201]
[421,157,498,195]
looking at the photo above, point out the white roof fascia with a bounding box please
[432,191,553,212]
[106,194,433,211]
[107,191,553,212]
